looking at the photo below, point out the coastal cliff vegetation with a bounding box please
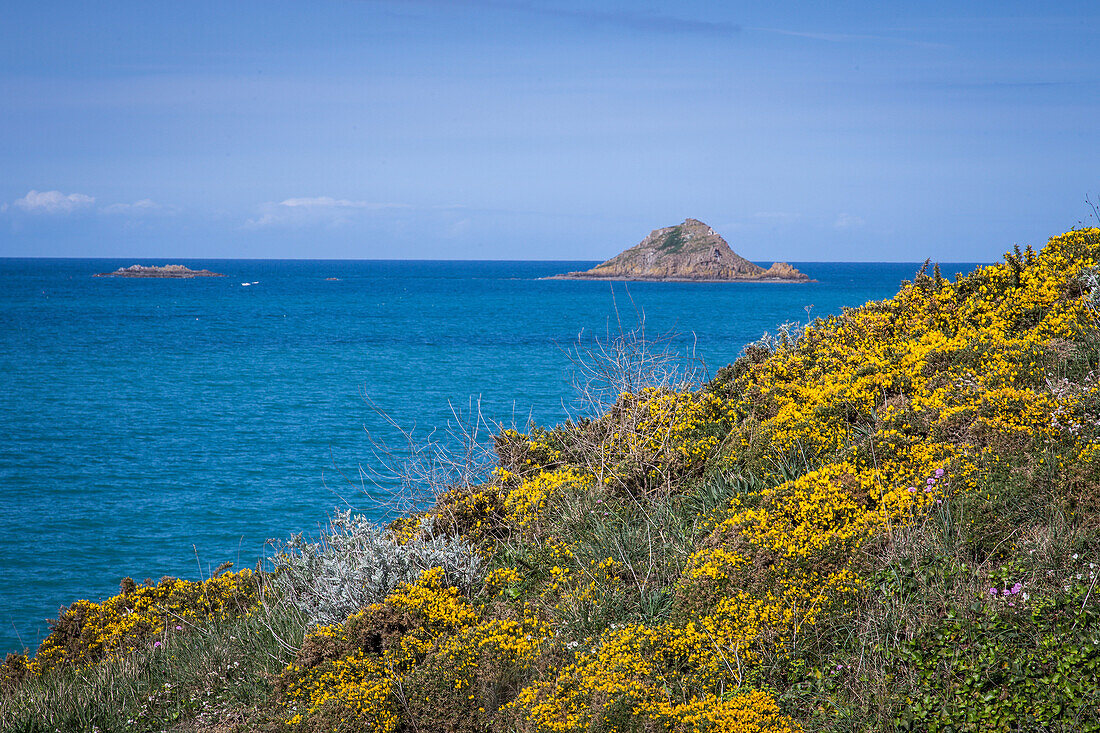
[5,228,1100,731]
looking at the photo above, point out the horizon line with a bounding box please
[0,256,993,265]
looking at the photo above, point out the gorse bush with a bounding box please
[0,594,304,732]
[6,227,1100,733]
[279,566,548,733]
[0,567,270,731]
[1,568,259,678]
[271,509,483,626]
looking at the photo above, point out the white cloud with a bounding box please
[834,213,865,229]
[101,199,173,215]
[12,189,95,214]
[245,197,411,228]
[277,196,403,210]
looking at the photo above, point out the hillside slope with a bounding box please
[4,228,1100,733]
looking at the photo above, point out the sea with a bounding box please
[0,258,984,654]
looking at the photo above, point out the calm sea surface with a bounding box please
[0,258,983,653]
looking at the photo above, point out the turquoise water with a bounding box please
[0,258,982,654]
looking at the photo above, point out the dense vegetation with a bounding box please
[4,228,1100,732]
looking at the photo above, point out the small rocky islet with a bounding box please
[552,218,810,282]
[93,264,225,278]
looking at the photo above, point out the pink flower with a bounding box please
[153,641,162,649]
[907,486,917,493]
[924,486,933,493]
[1011,583,1022,594]
[175,625,183,631]
[935,468,945,477]
[927,478,936,485]
[989,588,997,595]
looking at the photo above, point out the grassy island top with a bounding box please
[5,228,1100,732]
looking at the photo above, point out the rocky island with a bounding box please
[93,264,225,278]
[552,218,810,282]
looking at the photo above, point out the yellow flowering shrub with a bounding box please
[512,622,798,733]
[432,483,508,541]
[596,387,733,492]
[496,389,733,494]
[386,514,424,545]
[513,230,1100,730]
[661,235,1099,675]
[281,567,551,733]
[661,691,800,733]
[504,468,593,530]
[27,569,258,674]
[495,428,565,475]
[485,566,523,597]
[732,235,1098,478]
[282,643,399,732]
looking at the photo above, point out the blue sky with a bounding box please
[1,1,1098,261]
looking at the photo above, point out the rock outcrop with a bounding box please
[553,219,809,282]
[93,265,225,278]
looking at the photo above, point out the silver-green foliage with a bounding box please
[270,510,481,626]
[1080,265,1100,315]
[750,319,805,353]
